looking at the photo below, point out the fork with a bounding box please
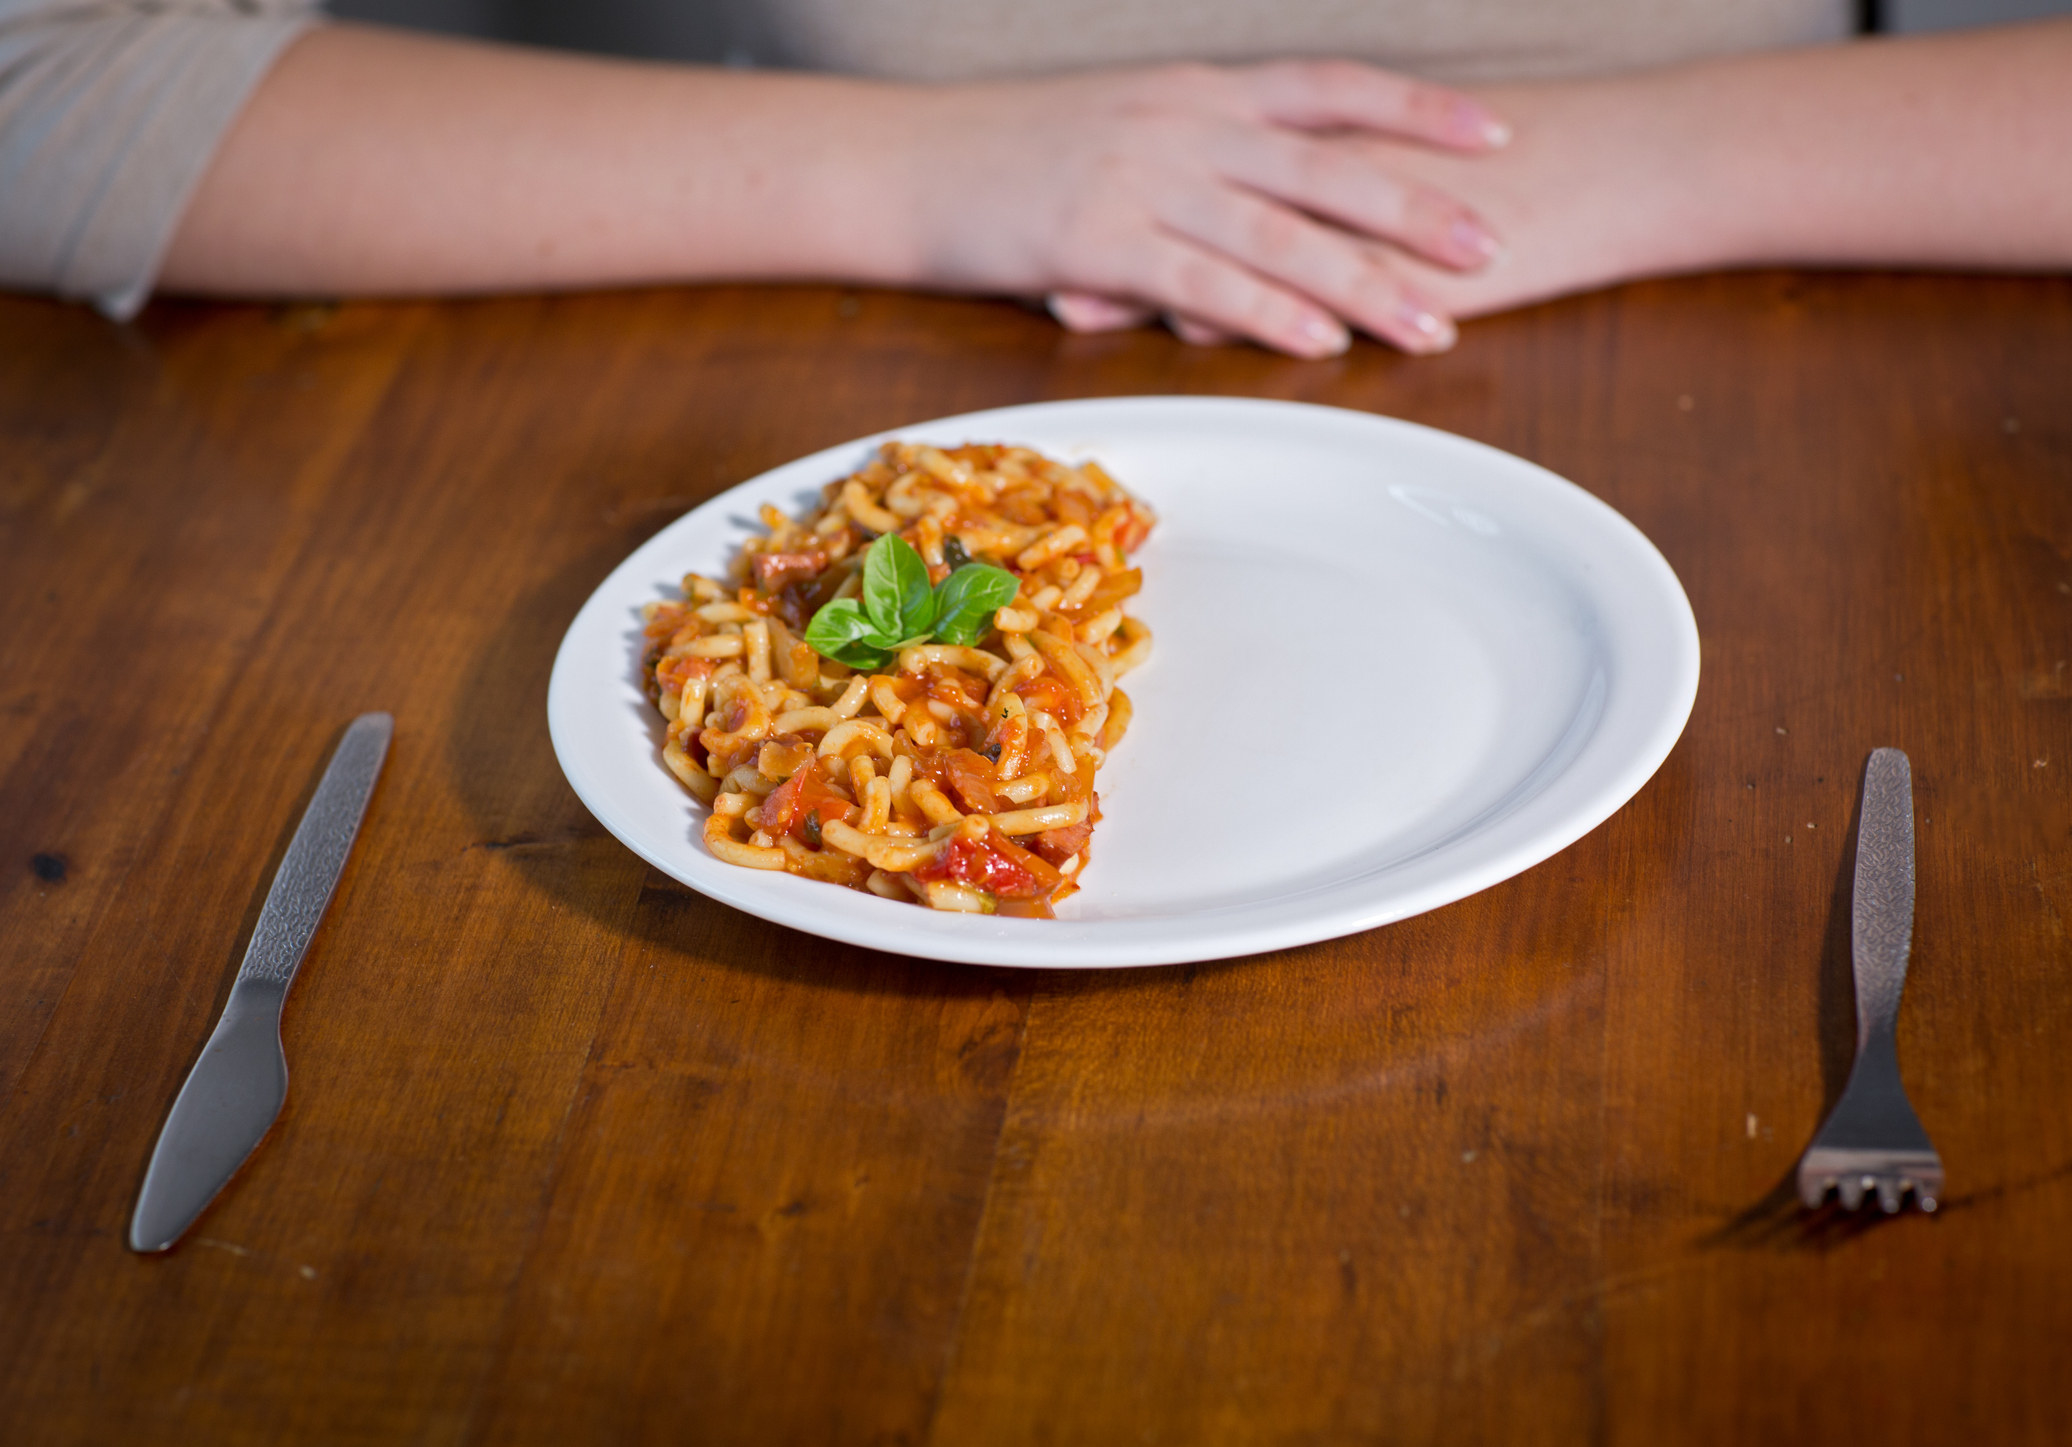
[1796,748,1945,1214]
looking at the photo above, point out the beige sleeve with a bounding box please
[0,0,322,320]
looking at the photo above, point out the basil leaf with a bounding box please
[861,534,935,641]
[804,598,897,670]
[941,535,973,572]
[826,640,897,671]
[812,538,1016,667]
[844,646,898,671]
[930,563,1021,647]
[804,597,877,651]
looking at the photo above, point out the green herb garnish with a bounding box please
[802,534,1019,670]
[929,560,1020,646]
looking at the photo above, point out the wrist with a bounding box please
[1613,65,1775,277]
[669,72,938,286]
[1543,71,1745,286]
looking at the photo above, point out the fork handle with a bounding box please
[1851,748,1915,1054]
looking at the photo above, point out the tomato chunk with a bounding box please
[910,746,1005,814]
[1015,674,1083,726]
[984,830,1065,894]
[758,764,853,841]
[654,653,714,701]
[913,833,1059,900]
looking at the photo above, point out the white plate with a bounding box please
[548,397,1698,968]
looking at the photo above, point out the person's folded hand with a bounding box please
[902,60,1511,357]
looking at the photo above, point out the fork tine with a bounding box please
[1838,1176,1867,1210]
[1875,1177,1903,1213]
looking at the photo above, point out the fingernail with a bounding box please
[1048,291,1150,332]
[1047,293,1090,329]
[1451,101,1510,149]
[1300,316,1351,357]
[1396,295,1457,353]
[1449,216,1502,264]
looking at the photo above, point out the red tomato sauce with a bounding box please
[758,765,854,841]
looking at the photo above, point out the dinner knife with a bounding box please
[128,712,393,1253]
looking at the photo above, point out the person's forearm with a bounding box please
[1642,19,2072,273]
[159,25,933,296]
[1368,21,2072,323]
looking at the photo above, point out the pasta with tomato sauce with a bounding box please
[639,442,1155,916]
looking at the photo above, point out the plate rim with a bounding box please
[547,395,1700,968]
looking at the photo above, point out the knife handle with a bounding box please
[236,713,392,988]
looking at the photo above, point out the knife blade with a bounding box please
[129,712,393,1253]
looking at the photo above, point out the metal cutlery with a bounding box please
[1796,747,1944,1214]
[129,712,392,1252]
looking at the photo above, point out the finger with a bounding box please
[1160,186,1458,354]
[1116,232,1352,358]
[1244,58,1510,152]
[1167,314,1236,347]
[1220,128,1501,272]
[1048,291,1157,332]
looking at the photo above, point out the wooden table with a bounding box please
[3,273,2068,1445]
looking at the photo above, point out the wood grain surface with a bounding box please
[2,274,2068,1445]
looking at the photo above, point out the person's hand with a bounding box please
[895,61,1513,357]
